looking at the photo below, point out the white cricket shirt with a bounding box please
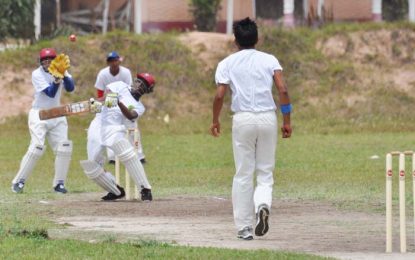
[31,66,72,109]
[95,66,132,91]
[100,81,145,127]
[215,49,282,113]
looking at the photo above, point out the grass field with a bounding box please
[1,114,413,258]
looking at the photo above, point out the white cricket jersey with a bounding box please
[215,49,283,113]
[31,66,72,109]
[100,81,145,127]
[95,81,144,146]
[94,66,132,91]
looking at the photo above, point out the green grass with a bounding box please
[0,235,330,260]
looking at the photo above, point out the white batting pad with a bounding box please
[53,141,72,187]
[80,160,121,195]
[12,144,45,184]
[111,139,151,189]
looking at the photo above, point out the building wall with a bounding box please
[308,0,372,21]
[62,0,254,32]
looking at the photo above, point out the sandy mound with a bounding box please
[0,68,33,123]
[178,32,234,70]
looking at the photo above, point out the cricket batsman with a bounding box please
[80,73,155,201]
[12,48,75,194]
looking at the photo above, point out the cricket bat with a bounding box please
[39,100,92,120]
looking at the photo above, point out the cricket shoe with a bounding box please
[54,184,68,194]
[12,182,25,193]
[255,204,270,236]
[101,185,126,201]
[237,226,253,240]
[140,188,152,201]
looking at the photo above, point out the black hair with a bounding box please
[233,17,258,48]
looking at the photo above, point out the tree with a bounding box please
[0,0,35,42]
[189,0,221,32]
[383,0,408,21]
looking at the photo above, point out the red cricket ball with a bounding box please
[69,34,77,42]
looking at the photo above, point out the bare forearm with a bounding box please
[212,96,224,123]
[118,101,137,120]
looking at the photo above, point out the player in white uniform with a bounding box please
[12,48,75,194]
[95,51,147,164]
[80,74,155,201]
[210,18,292,240]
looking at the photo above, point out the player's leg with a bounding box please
[111,138,152,201]
[135,124,146,163]
[81,119,125,200]
[48,117,72,193]
[106,148,115,164]
[80,160,125,200]
[232,112,257,240]
[11,109,47,193]
[253,111,277,236]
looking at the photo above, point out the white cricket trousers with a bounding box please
[232,111,277,231]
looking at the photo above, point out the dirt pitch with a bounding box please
[34,194,413,260]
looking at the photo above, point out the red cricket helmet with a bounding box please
[136,73,155,89]
[39,48,57,61]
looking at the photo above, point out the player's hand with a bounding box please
[281,124,292,138]
[53,76,62,84]
[89,98,102,113]
[104,93,118,108]
[210,122,221,137]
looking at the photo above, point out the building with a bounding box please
[34,0,415,39]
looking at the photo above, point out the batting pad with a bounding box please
[111,139,151,189]
[80,160,121,195]
[12,144,45,184]
[53,141,72,187]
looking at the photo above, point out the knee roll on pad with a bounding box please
[30,144,46,157]
[80,160,104,179]
[56,140,72,156]
[111,139,135,162]
[80,160,120,195]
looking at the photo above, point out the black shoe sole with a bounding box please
[255,207,269,236]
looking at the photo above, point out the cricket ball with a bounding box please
[69,34,77,42]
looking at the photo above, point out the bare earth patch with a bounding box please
[40,194,415,260]
[0,68,32,123]
[178,32,234,70]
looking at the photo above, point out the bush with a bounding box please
[188,0,221,32]
[0,0,35,41]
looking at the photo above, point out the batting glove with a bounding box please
[104,93,119,108]
[89,98,103,113]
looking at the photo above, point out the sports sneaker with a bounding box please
[255,204,270,236]
[54,184,67,194]
[140,158,146,164]
[101,185,126,201]
[140,188,152,201]
[237,226,253,240]
[12,182,25,193]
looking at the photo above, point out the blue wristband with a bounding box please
[280,104,292,114]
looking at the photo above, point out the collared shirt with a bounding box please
[215,49,282,113]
